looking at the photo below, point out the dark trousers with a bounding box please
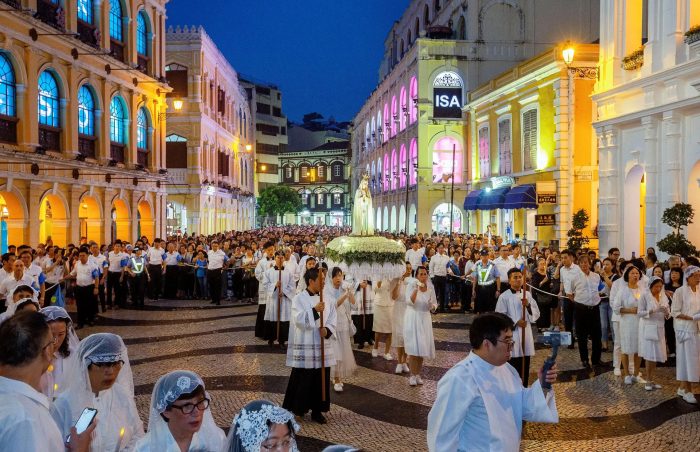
[106,272,124,307]
[130,274,147,307]
[475,284,497,313]
[75,284,95,327]
[207,269,222,304]
[97,282,106,312]
[461,281,473,311]
[433,275,447,311]
[563,298,575,336]
[509,356,532,386]
[665,317,676,355]
[233,269,244,298]
[574,303,602,364]
[164,265,179,299]
[148,264,162,299]
[352,313,374,346]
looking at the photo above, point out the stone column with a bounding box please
[24,48,40,148]
[28,181,43,246]
[70,185,82,245]
[661,111,682,241]
[642,116,659,249]
[131,190,142,242]
[103,188,115,245]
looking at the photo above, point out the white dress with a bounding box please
[637,291,669,363]
[672,286,700,382]
[373,280,394,334]
[612,285,643,355]
[351,182,374,236]
[326,285,357,379]
[392,278,412,347]
[403,282,437,359]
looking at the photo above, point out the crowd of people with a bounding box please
[0,224,699,451]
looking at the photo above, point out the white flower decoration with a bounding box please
[176,376,191,391]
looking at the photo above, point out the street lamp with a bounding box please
[561,41,598,79]
[172,98,184,111]
[562,41,575,66]
[245,144,252,152]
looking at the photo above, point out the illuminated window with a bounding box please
[137,11,149,56]
[137,107,149,150]
[110,1,124,41]
[285,167,292,179]
[317,193,325,205]
[301,166,309,179]
[77,85,95,136]
[409,76,418,124]
[498,118,511,175]
[409,139,417,185]
[333,193,342,205]
[399,86,407,131]
[317,165,325,179]
[0,54,16,117]
[334,164,342,177]
[77,0,92,23]
[432,137,462,184]
[38,71,60,127]
[522,107,538,171]
[110,96,127,144]
[478,126,490,179]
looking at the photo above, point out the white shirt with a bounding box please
[164,251,180,266]
[107,251,128,273]
[428,353,558,452]
[493,256,515,282]
[560,264,591,305]
[429,253,449,277]
[207,249,228,270]
[24,263,44,287]
[88,254,107,277]
[145,247,165,265]
[581,271,602,307]
[0,377,64,452]
[495,289,540,357]
[405,247,425,269]
[43,258,65,284]
[0,274,35,301]
[70,261,99,287]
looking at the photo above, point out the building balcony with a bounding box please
[78,134,96,159]
[35,0,65,31]
[110,143,125,163]
[0,115,18,144]
[137,55,150,75]
[38,125,61,151]
[110,39,126,63]
[77,20,99,48]
[168,168,188,185]
[137,149,148,167]
[0,0,21,9]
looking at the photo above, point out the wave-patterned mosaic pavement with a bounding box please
[78,300,700,451]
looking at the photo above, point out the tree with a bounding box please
[657,203,698,258]
[257,185,303,226]
[566,209,590,254]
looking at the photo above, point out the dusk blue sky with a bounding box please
[165,0,412,122]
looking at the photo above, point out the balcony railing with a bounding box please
[110,143,125,163]
[77,20,99,48]
[0,0,21,9]
[38,125,61,151]
[137,149,148,167]
[0,115,18,144]
[78,135,96,159]
[137,55,149,75]
[36,0,65,31]
[110,39,125,63]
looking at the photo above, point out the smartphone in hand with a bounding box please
[66,408,97,443]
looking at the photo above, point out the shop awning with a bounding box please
[463,190,484,211]
[477,187,511,210]
[503,184,537,209]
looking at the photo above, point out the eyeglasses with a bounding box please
[497,339,515,350]
[170,398,210,414]
[91,361,124,369]
[261,437,296,451]
[42,336,57,351]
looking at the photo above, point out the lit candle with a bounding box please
[114,427,125,452]
[47,364,54,373]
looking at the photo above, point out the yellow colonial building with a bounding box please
[464,45,599,249]
[0,0,170,248]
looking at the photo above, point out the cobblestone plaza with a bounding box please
[76,300,700,451]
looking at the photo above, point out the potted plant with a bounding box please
[685,25,700,58]
[622,46,645,71]
[657,203,698,258]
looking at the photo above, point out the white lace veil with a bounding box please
[3,297,41,319]
[137,370,224,452]
[40,306,80,358]
[222,399,300,452]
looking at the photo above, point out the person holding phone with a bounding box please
[0,312,94,451]
[51,333,144,451]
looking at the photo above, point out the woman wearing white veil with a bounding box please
[351,173,374,236]
[51,333,144,451]
[39,306,80,399]
[221,399,300,452]
[0,285,40,324]
[135,370,225,452]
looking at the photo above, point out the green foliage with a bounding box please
[657,203,698,257]
[257,185,303,225]
[566,209,590,254]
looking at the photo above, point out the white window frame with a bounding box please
[285,167,292,179]
[317,165,325,179]
[497,114,512,175]
[301,166,309,179]
[521,104,539,171]
[333,193,342,205]
[317,193,325,205]
[333,164,342,177]
[477,124,490,179]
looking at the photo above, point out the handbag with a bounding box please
[643,323,659,341]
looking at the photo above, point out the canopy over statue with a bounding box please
[351,173,374,236]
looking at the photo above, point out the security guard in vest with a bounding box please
[125,247,150,308]
[471,249,501,313]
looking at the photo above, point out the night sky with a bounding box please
[165,0,412,122]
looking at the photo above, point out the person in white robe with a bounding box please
[283,267,337,424]
[371,279,394,360]
[254,242,275,339]
[134,370,225,452]
[612,266,644,386]
[51,333,144,451]
[427,312,558,452]
[637,276,669,391]
[263,251,296,346]
[495,267,540,386]
[223,399,300,452]
[404,267,437,386]
[39,306,80,400]
[671,265,700,404]
[352,279,375,348]
[391,263,413,374]
[325,267,357,392]
[0,295,40,325]
[295,256,318,295]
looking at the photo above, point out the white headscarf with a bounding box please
[40,306,80,397]
[222,400,300,452]
[3,297,40,319]
[135,370,225,452]
[40,306,80,355]
[685,265,700,280]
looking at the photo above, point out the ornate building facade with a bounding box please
[352,0,599,234]
[0,0,169,248]
[279,140,351,226]
[164,26,254,235]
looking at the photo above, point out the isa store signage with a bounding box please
[433,71,463,119]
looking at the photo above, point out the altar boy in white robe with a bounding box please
[263,250,295,346]
[428,312,558,452]
[495,267,540,386]
[283,267,337,424]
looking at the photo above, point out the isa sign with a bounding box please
[433,71,464,119]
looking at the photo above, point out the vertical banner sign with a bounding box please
[433,71,463,119]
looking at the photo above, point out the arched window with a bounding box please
[407,30,412,46]
[77,85,95,136]
[399,86,407,131]
[391,96,398,137]
[434,0,441,15]
[137,107,149,150]
[110,1,124,41]
[409,76,418,124]
[391,149,398,190]
[383,153,390,191]
[383,103,389,140]
[109,96,127,144]
[423,5,430,27]
[458,16,466,40]
[400,39,405,58]
[77,0,93,23]
[136,11,149,56]
[376,110,383,143]
[0,54,16,117]
[399,144,407,188]
[38,70,60,127]
[376,158,382,192]
[410,139,418,185]
[415,17,420,37]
